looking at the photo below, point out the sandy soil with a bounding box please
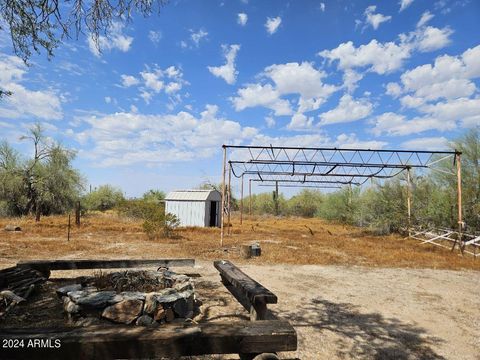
[2,261,478,360]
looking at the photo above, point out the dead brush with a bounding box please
[92,270,171,292]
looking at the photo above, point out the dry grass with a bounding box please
[0,213,478,271]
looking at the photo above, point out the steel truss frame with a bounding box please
[220,145,466,256]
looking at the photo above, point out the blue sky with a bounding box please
[0,0,479,197]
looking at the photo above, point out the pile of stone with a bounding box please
[57,269,196,326]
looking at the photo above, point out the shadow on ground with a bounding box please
[278,297,445,360]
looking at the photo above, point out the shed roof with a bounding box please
[165,189,221,202]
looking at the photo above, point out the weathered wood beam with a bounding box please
[17,259,195,272]
[214,260,277,306]
[0,321,297,359]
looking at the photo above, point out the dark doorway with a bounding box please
[209,201,217,227]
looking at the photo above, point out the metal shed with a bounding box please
[165,190,222,227]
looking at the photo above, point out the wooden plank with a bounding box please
[17,259,195,271]
[0,320,297,359]
[214,260,277,306]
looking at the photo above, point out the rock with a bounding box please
[63,296,80,314]
[0,290,25,304]
[67,287,98,302]
[153,306,166,321]
[102,299,143,324]
[109,291,146,304]
[165,308,175,322]
[143,292,160,315]
[75,291,117,308]
[173,279,193,292]
[136,314,154,326]
[185,311,194,319]
[56,284,82,297]
[173,298,189,318]
[4,225,21,232]
[75,317,102,327]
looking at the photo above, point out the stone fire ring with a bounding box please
[56,269,195,326]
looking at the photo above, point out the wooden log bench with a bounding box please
[17,259,195,278]
[214,260,297,359]
[214,260,278,321]
[0,321,297,360]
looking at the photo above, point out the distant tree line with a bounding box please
[1,126,478,234]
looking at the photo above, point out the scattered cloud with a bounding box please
[414,26,453,52]
[417,11,434,28]
[231,61,338,116]
[190,29,208,47]
[319,94,373,125]
[74,105,258,166]
[208,44,241,85]
[401,136,449,150]
[231,83,293,116]
[238,13,248,26]
[364,5,392,30]
[265,116,275,128]
[287,113,314,130]
[320,2,326,12]
[88,22,133,57]
[399,0,414,12]
[121,74,140,87]
[148,30,162,45]
[0,53,62,120]
[265,17,282,35]
[119,65,188,105]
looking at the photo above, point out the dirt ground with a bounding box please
[1,214,479,359]
[1,262,478,360]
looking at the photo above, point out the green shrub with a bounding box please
[82,185,124,211]
[117,199,179,239]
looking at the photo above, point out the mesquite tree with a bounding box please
[0,124,84,219]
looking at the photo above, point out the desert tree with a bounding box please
[0,123,84,219]
[0,0,168,62]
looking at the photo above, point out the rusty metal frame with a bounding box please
[220,145,461,249]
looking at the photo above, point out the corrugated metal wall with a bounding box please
[166,201,206,227]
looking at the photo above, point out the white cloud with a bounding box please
[265,17,282,35]
[364,5,392,30]
[231,61,338,116]
[401,136,449,150]
[231,83,292,116]
[343,69,363,93]
[398,45,480,103]
[385,82,402,97]
[320,3,326,12]
[335,133,387,149]
[319,39,412,75]
[0,53,62,120]
[190,29,208,47]
[287,113,314,130]
[121,74,140,87]
[208,44,241,85]
[371,112,453,136]
[121,65,187,104]
[415,26,453,52]
[104,96,112,104]
[88,22,133,57]
[238,13,248,26]
[74,105,258,166]
[148,30,162,45]
[319,94,373,125]
[140,69,164,92]
[417,11,434,28]
[399,0,414,12]
[264,62,337,100]
[265,116,275,128]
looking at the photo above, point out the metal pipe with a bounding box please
[407,167,412,236]
[249,179,252,216]
[227,162,232,236]
[220,146,226,246]
[240,174,244,225]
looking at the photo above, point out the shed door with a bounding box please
[209,201,217,227]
